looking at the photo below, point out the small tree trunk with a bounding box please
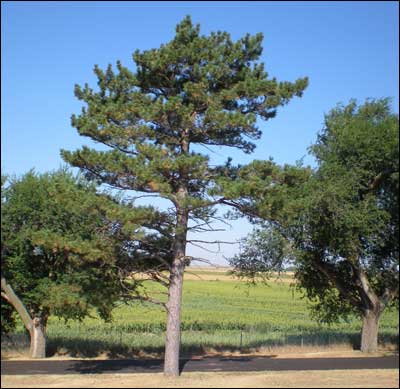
[1,277,47,358]
[360,307,382,353]
[164,207,188,377]
[30,316,47,358]
[356,268,384,353]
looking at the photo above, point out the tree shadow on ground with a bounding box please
[3,329,398,360]
[45,329,398,359]
[65,358,165,374]
[64,354,280,374]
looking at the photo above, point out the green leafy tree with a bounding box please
[1,175,16,335]
[61,16,308,375]
[1,169,170,358]
[231,226,294,282]
[229,99,399,353]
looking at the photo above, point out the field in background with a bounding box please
[2,268,399,359]
[184,267,294,282]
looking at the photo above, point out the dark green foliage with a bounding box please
[1,169,171,326]
[295,99,399,321]
[61,16,307,211]
[1,174,16,334]
[214,159,312,222]
[1,299,16,335]
[230,99,399,324]
[231,227,293,282]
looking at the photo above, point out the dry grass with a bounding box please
[133,267,295,283]
[2,370,399,388]
[183,273,293,283]
[2,349,397,362]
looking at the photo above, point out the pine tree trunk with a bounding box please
[164,207,188,377]
[360,308,381,353]
[30,316,47,358]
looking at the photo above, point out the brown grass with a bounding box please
[132,267,295,283]
[2,370,399,388]
[2,349,397,362]
[183,273,293,283]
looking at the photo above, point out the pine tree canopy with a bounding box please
[61,16,308,210]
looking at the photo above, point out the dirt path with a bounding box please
[2,370,399,388]
[2,355,398,375]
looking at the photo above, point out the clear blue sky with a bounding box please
[2,1,399,264]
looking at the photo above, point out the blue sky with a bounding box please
[2,1,399,264]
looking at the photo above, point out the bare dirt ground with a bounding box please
[2,369,399,388]
[5,344,363,363]
[2,348,397,362]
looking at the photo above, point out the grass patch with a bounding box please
[3,278,399,358]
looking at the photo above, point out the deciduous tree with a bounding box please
[229,99,399,353]
[1,169,170,357]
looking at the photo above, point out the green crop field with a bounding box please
[3,273,399,358]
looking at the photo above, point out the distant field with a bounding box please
[2,268,399,359]
[184,268,294,282]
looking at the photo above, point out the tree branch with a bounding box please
[312,258,361,308]
[1,291,11,303]
[129,295,167,310]
[188,239,238,245]
[1,277,33,333]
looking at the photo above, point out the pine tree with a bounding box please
[61,16,308,376]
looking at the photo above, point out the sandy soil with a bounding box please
[2,370,399,388]
[2,349,397,362]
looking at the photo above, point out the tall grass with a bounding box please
[3,279,399,357]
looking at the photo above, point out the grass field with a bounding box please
[2,268,399,359]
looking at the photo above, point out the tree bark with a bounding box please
[1,277,33,333]
[355,267,384,353]
[30,316,47,358]
[164,206,188,377]
[1,277,47,358]
[360,307,382,353]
